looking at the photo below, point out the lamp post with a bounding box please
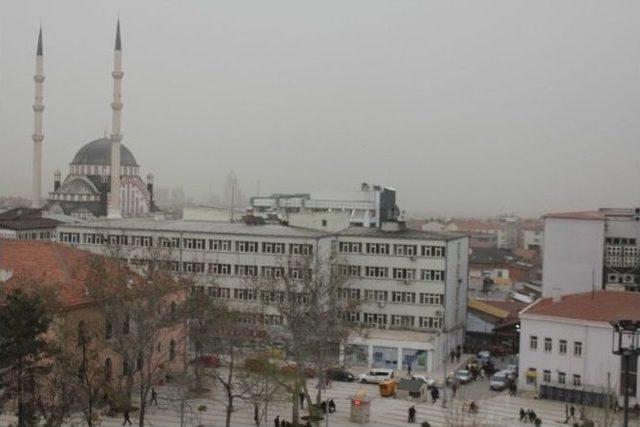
[610,320,640,427]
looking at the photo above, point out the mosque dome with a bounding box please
[71,138,138,167]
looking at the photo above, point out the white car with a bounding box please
[489,370,511,391]
[358,368,394,384]
[411,375,436,388]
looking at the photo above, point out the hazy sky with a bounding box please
[2,1,640,217]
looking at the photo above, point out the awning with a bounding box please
[526,370,537,378]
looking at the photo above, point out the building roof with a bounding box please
[0,208,62,230]
[337,225,463,241]
[544,208,640,221]
[61,218,328,239]
[446,219,508,232]
[522,291,640,323]
[0,239,100,307]
[468,299,527,319]
[71,138,138,167]
[469,247,517,265]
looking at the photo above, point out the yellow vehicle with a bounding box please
[379,379,396,397]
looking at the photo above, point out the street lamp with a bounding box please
[610,320,640,427]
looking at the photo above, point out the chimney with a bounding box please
[53,169,61,191]
[551,287,561,303]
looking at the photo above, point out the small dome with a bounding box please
[57,176,100,195]
[71,138,138,167]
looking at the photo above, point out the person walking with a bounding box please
[408,406,416,423]
[430,387,439,404]
[150,387,158,406]
[407,363,412,377]
[519,408,526,421]
[122,410,132,426]
[274,415,280,427]
[299,391,305,409]
[452,382,458,398]
[328,399,336,413]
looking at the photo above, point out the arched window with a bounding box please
[169,339,176,361]
[122,355,129,376]
[77,320,86,347]
[105,319,112,340]
[104,358,112,382]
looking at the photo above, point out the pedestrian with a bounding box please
[122,410,132,426]
[407,363,412,377]
[528,410,537,423]
[280,418,286,427]
[450,350,455,363]
[150,387,158,406]
[274,415,280,427]
[299,391,305,409]
[408,405,416,423]
[469,401,478,414]
[328,399,336,413]
[430,387,439,404]
[569,405,575,420]
[455,349,460,362]
[321,400,327,414]
[254,405,259,425]
[519,408,526,421]
[534,417,541,427]
[452,382,458,398]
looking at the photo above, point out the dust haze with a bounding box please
[2,0,640,217]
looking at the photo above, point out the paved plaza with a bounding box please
[0,375,630,426]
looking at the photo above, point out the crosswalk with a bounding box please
[0,381,623,426]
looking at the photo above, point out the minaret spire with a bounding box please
[107,19,124,218]
[32,26,45,207]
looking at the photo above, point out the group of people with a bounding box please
[519,408,542,425]
[273,416,296,427]
[320,399,336,414]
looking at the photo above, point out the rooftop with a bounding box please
[0,208,63,230]
[337,225,464,241]
[544,208,639,221]
[522,291,640,323]
[61,218,329,239]
[469,247,520,265]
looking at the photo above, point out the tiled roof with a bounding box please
[337,225,463,241]
[0,218,62,230]
[447,219,507,232]
[0,239,128,308]
[469,247,516,265]
[522,291,640,323]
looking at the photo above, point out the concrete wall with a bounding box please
[542,218,604,297]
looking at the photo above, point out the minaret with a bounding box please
[107,20,123,218]
[32,27,45,208]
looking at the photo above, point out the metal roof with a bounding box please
[71,138,138,167]
[62,218,329,239]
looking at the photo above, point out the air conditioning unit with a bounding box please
[607,273,620,283]
[378,301,386,308]
[623,274,635,284]
[403,279,410,285]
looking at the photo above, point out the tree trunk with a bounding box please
[292,385,300,427]
[138,380,146,427]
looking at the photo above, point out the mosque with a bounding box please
[29,22,155,219]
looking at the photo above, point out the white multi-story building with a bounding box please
[56,217,468,374]
[251,183,399,228]
[335,222,469,373]
[518,291,640,406]
[543,208,640,297]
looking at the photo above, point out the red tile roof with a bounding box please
[0,239,119,308]
[544,211,606,221]
[522,291,640,323]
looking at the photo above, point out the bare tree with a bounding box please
[239,356,288,426]
[255,251,359,426]
[84,255,187,427]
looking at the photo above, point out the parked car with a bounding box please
[505,364,518,380]
[327,367,355,382]
[411,375,437,389]
[489,370,511,391]
[454,369,472,384]
[358,368,394,384]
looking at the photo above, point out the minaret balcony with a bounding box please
[32,134,44,143]
[112,71,124,79]
[33,75,45,83]
[111,102,123,111]
[32,104,45,112]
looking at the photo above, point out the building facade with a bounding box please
[543,208,640,297]
[56,218,468,374]
[518,291,640,407]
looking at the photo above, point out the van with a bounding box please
[358,368,394,384]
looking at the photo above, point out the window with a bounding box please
[559,340,567,354]
[418,316,441,329]
[363,312,387,327]
[59,232,80,244]
[364,266,388,278]
[342,312,360,323]
[543,370,551,383]
[105,319,112,340]
[420,269,445,282]
[159,237,180,248]
[574,341,582,356]
[234,288,257,300]
[391,315,415,328]
[236,241,259,253]
[289,243,313,255]
[209,239,232,251]
[340,288,361,300]
[209,287,231,299]
[573,374,581,386]
[262,242,285,254]
[261,266,284,278]
[183,238,205,250]
[529,336,538,350]
[558,372,566,385]
[340,265,361,278]
[366,243,389,255]
[321,219,327,227]
[621,353,638,397]
[182,262,205,273]
[338,241,362,254]
[235,265,258,277]
[394,244,417,256]
[544,338,552,352]
[421,245,446,257]
[169,340,176,361]
[364,290,388,302]
[419,293,443,305]
[391,291,415,303]
[209,263,232,275]
[393,268,415,280]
